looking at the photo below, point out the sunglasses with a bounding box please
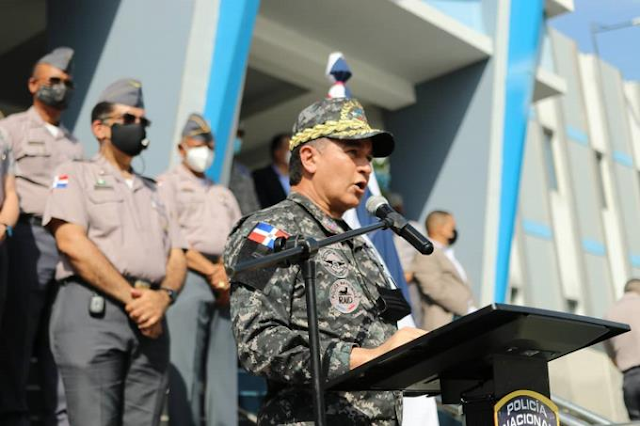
[45,77,74,89]
[105,113,152,128]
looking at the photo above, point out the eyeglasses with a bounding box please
[44,77,74,89]
[104,113,152,128]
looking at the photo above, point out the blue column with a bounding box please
[494,0,544,302]
[204,0,261,182]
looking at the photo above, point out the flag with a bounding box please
[248,222,289,250]
[326,52,353,99]
[52,174,69,189]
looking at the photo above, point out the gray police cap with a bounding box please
[182,113,213,142]
[37,47,74,73]
[98,78,144,108]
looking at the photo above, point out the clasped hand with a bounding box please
[207,263,230,306]
[125,288,171,339]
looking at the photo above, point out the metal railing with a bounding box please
[553,395,612,425]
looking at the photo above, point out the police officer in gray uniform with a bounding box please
[224,98,426,425]
[158,113,242,426]
[43,79,187,425]
[0,47,82,426]
[0,130,19,327]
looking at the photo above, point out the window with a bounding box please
[594,151,608,209]
[510,286,522,305]
[542,128,559,191]
[566,298,578,314]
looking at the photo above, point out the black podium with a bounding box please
[326,304,629,426]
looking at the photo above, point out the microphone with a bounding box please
[365,195,434,255]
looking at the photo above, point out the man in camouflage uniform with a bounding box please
[224,98,426,425]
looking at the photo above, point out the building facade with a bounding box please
[1,0,638,421]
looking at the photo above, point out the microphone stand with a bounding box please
[230,218,393,426]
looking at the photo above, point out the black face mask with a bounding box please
[448,229,458,246]
[110,123,149,157]
[36,83,73,110]
[376,287,412,323]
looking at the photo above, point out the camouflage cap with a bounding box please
[290,98,395,157]
[182,113,213,142]
[98,78,144,108]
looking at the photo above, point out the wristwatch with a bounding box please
[160,287,177,305]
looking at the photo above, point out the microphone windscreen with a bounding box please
[365,195,388,217]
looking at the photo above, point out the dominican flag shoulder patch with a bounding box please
[234,222,290,291]
[52,174,69,189]
[247,222,289,250]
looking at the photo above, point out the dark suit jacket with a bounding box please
[252,165,287,209]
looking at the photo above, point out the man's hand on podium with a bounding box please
[349,327,427,370]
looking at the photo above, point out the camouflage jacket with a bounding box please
[224,192,401,425]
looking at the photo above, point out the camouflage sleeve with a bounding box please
[224,218,355,384]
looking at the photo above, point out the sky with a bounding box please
[550,0,640,81]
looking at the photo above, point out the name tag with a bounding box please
[94,178,114,190]
[25,140,49,156]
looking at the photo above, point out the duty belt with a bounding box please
[202,253,221,263]
[623,365,640,374]
[18,213,43,227]
[63,275,159,290]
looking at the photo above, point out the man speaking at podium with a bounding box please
[224,98,425,425]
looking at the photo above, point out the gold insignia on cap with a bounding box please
[289,99,377,151]
[340,100,366,122]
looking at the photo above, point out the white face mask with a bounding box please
[185,145,214,173]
